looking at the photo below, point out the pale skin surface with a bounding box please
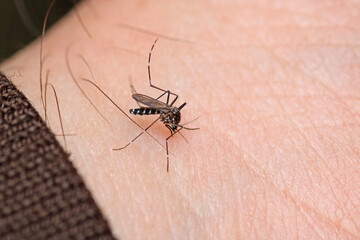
[1,0,360,239]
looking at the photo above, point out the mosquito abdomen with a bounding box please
[130,108,161,115]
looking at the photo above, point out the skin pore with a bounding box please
[1,0,360,239]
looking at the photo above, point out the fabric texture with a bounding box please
[0,73,116,240]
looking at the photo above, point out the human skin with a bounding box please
[2,0,360,239]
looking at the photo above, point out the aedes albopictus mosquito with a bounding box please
[113,38,199,172]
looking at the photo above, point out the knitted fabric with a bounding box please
[0,73,116,240]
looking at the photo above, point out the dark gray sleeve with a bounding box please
[0,73,117,240]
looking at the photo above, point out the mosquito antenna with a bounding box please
[178,131,188,143]
[65,46,111,126]
[172,123,199,131]
[181,126,199,131]
[49,83,67,151]
[169,120,200,145]
[181,116,201,126]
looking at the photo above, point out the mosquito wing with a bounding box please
[132,94,170,110]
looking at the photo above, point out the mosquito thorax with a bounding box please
[160,107,181,129]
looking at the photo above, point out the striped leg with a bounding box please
[148,39,178,106]
[164,125,184,172]
[113,117,162,151]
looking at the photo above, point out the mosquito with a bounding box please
[113,38,199,172]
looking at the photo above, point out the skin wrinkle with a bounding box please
[210,2,353,29]
[159,179,175,239]
[133,160,152,227]
[172,181,202,238]
[225,51,308,228]
[128,172,148,237]
[289,79,358,235]
[275,47,359,144]
[264,190,274,237]
[260,52,315,194]
[179,163,204,238]
[227,47,312,222]
[271,85,354,235]
[264,67,299,207]
[228,154,242,237]
[232,45,357,240]
[236,21,360,235]
[215,139,227,236]
[272,49,360,232]
[119,165,136,238]
[302,106,358,231]
[301,115,348,230]
[218,26,360,49]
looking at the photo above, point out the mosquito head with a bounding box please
[166,103,186,131]
[178,102,186,111]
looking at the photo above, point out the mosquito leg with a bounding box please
[155,90,178,107]
[113,131,143,150]
[166,140,169,172]
[113,117,162,150]
[130,77,172,106]
[147,39,178,104]
[155,90,171,104]
[169,92,178,106]
[164,125,184,172]
[155,90,168,100]
[148,39,164,93]
[165,125,173,172]
[79,77,164,149]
